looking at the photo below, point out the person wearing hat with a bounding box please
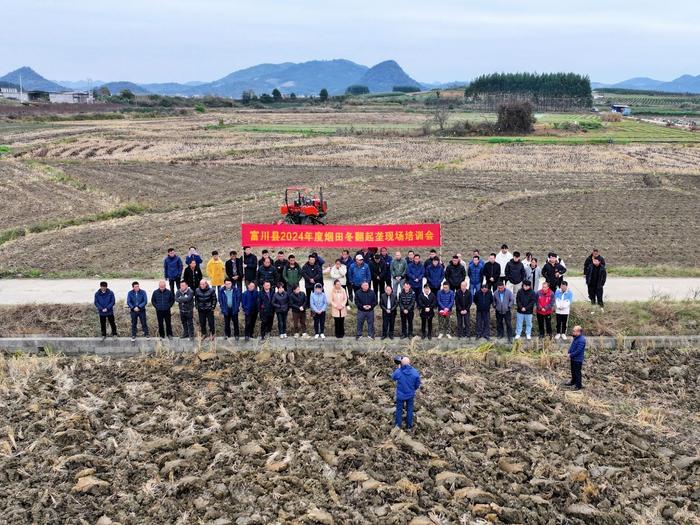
[348,254,371,295]
[474,283,494,340]
[515,280,537,340]
[392,356,421,431]
[354,281,377,340]
[94,281,117,340]
[416,283,437,339]
[542,252,566,292]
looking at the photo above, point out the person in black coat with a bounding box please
[257,258,278,289]
[354,282,378,339]
[183,259,203,291]
[416,283,437,339]
[445,256,467,291]
[583,249,606,279]
[455,281,472,338]
[398,282,416,338]
[194,280,217,339]
[379,285,398,339]
[225,250,244,290]
[482,253,501,292]
[474,284,493,339]
[301,255,323,307]
[273,251,288,286]
[272,282,290,337]
[542,252,567,291]
[586,256,607,308]
[151,280,175,338]
[242,246,258,286]
[288,285,307,337]
[505,251,527,296]
[369,253,385,301]
[258,282,275,340]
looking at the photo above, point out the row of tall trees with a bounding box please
[464,72,592,110]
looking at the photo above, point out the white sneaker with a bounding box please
[438,334,444,339]
[314,334,320,339]
[280,334,285,339]
[320,334,326,339]
[446,334,452,339]
[515,335,521,340]
[302,333,310,338]
[294,333,299,338]
[600,308,604,313]
[526,335,532,340]
[562,334,567,340]
[554,334,561,340]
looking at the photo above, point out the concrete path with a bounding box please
[0,277,698,305]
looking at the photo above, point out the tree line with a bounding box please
[464,72,592,110]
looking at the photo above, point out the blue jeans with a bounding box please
[395,397,414,428]
[469,283,480,299]
[516,312,532,337]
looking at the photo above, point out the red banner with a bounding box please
[241,223,441,248]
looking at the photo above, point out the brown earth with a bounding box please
[0,348,698,524]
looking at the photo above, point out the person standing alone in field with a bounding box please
[94,281,117,340]
[565,325,586,390]
[555,280,573,339]
[206,251,226,294]
[163,248,183,294]
[151,280,175,339]
[586,256,607,311]
[392,356,421,431]
[175,280,195,340]
[127,281,149,341]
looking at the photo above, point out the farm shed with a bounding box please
[49,91,94,104]
[611,104,632,116]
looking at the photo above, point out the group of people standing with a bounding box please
[94,244,607,343]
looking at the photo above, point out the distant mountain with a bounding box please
[594,74,700,93]
[0,80,19,89]
[421,81,468,90]
[139,82,193,96]
[98,81,151,95]
[356,60,420,93]
[55,79,106,90]
[0,67,66,92]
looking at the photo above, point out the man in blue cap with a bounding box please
[392,356,421,431]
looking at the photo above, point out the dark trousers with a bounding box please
[556,313,569,335]
[395,398,415,428]
[588,285,604,307]
[313,312,326,335]
[476,310,490,338]
[130,310,149,337]
[537,313,552,338]
[260,313,274,338]
[420,314,433,338]
[456,310,470,337]
[400,310,414,337]
[244,311,258,338]
[334,316,345,338]
[198,309,215,337]
[224,313,240,337]
[99,315,117,337]
[305,287,313,307]
[276,311,288,335]
[357,310,375,337]
[156,310,173,338]
[372,278,382,300]
[382,310,396,338]
[570,359,583,388]
[291,310,305,334]
[496,311,513,339]
[168,278,180,294]
[180,312,194,338]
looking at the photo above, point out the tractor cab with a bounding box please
[280,187,327,225]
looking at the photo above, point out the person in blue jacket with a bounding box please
[566,325,586,390]
[94,281,117,339]
[218,278,242,340]
[392,356,421,430]
[185,246,203,269]
[436,282,455,339]
[349,254,371,292]
[163,248,183,293]
[407,254,425,295]
[468,255,484,298]
[241,281,260,341]
[425,257,445,295]
[126,281,149,340]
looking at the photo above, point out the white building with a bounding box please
[49,91,94,104]
[0,86,28,102]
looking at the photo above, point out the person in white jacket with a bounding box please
[326,259,349,310]
[495,244,513,279]
[554,281,574,340]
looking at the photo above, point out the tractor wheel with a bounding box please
[284,215,298,225]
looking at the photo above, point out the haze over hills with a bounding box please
[593,74,700,93]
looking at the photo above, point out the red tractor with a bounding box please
[280,187,328,225]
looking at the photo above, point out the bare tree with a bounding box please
[433,105,449,131]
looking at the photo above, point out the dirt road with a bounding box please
[0,277,698,305]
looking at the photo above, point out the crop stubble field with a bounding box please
[1,109,699,277]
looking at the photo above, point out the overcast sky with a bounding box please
[2,0,698,83]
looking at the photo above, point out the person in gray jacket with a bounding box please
[493,281,514,342]
[523,257,542,292]
[390,251,407,298]
[175,281,195,339]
